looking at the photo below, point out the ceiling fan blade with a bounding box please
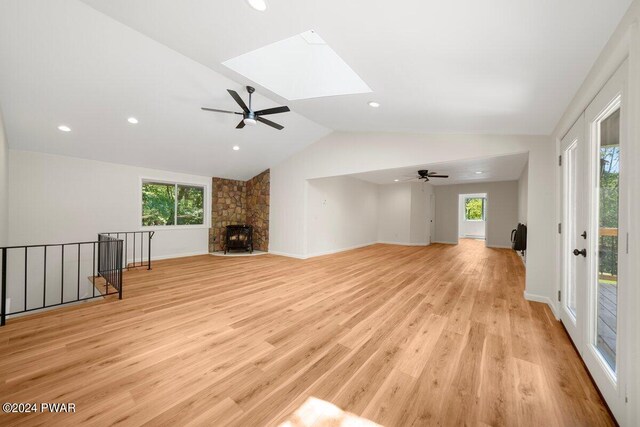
[201,107,242,115]
[227,89,249,113]
[429,175,449,178]
[257,116,284,130]
[254,106,290,116]
[236,119,246,129]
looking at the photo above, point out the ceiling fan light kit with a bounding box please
[202,86,290,130]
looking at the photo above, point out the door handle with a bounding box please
[573,248,587,257]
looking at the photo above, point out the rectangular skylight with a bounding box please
[223,30,372,101]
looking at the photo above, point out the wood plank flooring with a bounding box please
[0,239,614,426]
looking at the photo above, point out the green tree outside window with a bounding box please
[465,198,485,221]
[142,181,204,226]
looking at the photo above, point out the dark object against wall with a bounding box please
[511,223,527,254]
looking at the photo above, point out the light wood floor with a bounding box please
[0,239,614,426]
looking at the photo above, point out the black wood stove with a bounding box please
[225,225,253,254]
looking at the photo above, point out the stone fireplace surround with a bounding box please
[209,169,269,253]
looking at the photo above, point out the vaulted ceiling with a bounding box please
[81,0,632,134]
[0,0,632,178]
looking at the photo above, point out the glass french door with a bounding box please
[561,61,628,422]
[560,116,586,349]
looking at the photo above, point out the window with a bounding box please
[464,197,486,221]
[142,181,205,227]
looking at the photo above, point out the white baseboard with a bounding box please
[524,291,560,319]
[377,241,430,246]
[486,244,513,249]
[271,240,432,260]
[268,250,307,259]
[518,252,526,266]
[305,241,379,259]
[149,250,209,261]
[433,240,457,245]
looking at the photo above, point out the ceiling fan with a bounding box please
[400,170,449,182]
[201,86,290,130]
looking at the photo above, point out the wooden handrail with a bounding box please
[599,227,618,237]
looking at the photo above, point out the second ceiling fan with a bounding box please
[400,170,449,182]
[201,86,290,130]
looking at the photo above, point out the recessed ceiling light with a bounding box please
[127,117,139,124]
[233,145,240,151]
[394,179,399,182]
[368,101,380,108]
[58,125,71,132]
[475,171,484,175]
[246,0,267,11]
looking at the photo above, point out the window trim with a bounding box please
[464,197,486,222]
[139,177,210,230]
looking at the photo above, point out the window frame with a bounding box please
[140,177,209,230]
[464,197,486,222]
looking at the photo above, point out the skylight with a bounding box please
[222,30,372,101]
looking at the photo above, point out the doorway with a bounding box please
[559,62,629,422]
[458,193,487,241]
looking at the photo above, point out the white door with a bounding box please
[582,62,628,421]
[560,115,587,349]
[560,62,628,423]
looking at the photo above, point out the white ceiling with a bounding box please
[0,0,631,179]
[350,152,529,186]
[80,0,631,135]
[223,30,372,100]
[0,0,330,180]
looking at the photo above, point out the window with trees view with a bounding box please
[464,197,486,221]
[142,181,205,227]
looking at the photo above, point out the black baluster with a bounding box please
[92,242,96,298]
[24,247,28,311]
[43,246,47,307]
[61,245,64,304]
[118,240,123,300]
[148,232,152,270]
[1,248,7,326]
[77,244,81,300]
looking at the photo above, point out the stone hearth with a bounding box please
[209,169,269,252]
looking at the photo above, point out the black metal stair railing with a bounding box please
[0,236,124,326]
[99,231,154,270]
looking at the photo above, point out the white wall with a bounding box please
[8,150,211,258]
[518,161,529,224]
[377,183,411,244]
[0,107,8,246]
[458,193,486,239]
[434,181,518,248]
[376,181,432,245]
[270,132,555,303]
[410,182,432,245]
[306,176,378,257]
[5,150,212,314]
